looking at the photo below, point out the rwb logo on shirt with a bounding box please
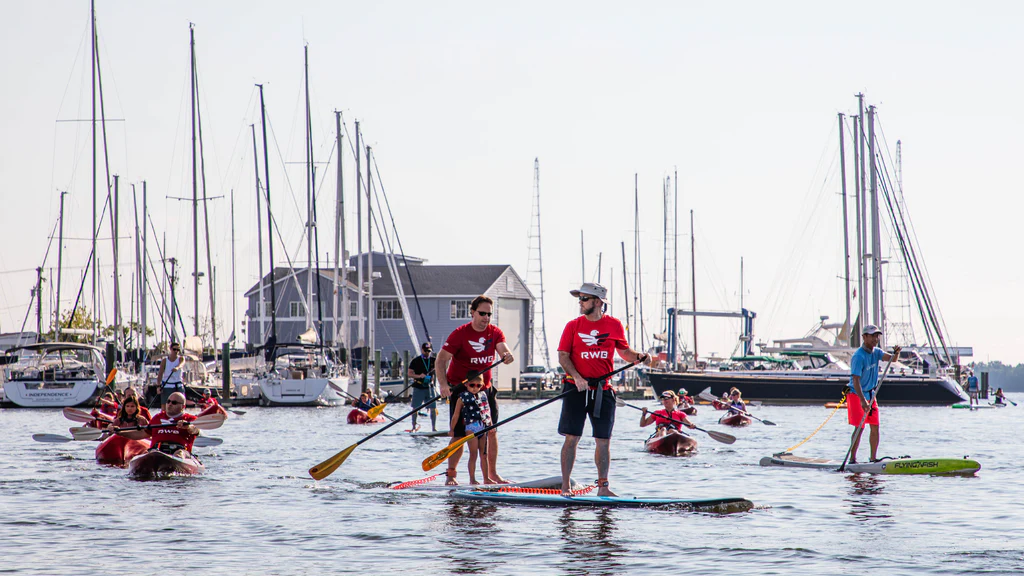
[470,354,498,365]
[579,330,609,347]
[469,337,492,353]
[580,351,609,359]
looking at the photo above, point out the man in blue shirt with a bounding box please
[966,371,980,408]
[848,324,901,463]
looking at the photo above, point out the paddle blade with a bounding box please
[106,368,118,384]
[69,426,105,441]
[33,433,74,443]
[422,434,473,471]
[698,390,718,403]
[192,413,228,430]
[193,436,223,447]
[228,409,247,416]
[366,403,387,420]
[761,419,777,426]
[309,444,357,481]
[706,430,737,445]
[63,407,100,423]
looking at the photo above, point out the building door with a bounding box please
[493,298,522,391]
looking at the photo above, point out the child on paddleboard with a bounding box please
[450,373,492,485]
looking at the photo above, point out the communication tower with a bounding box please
[526,158,552,368]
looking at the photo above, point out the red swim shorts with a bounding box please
[846,393,880,426]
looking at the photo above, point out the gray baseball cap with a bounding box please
[570,282,608,302]
[862,324,882,335]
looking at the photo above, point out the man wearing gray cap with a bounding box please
[847,324,901,464]
[557,282,650,496]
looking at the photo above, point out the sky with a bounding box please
[1,1,1022,364]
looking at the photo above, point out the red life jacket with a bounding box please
[147,411,198,451]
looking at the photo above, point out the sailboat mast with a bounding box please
[868,105,882,331]
[112,175,120,349]
[189,24,199,337]
[56,191,66,341]
[90,0,97,344]
[334,111,347,353]
[257,84,275,343]
[231,189,237,343]
[856,94,868,334]
[838,113,852,334]
[673,167,679,367]
[580,231,585,283]
[620,242,631,349]
[366,145,374,359]
[690,210,697,368]
[142,181,147,352]
[355,121,363,347]
[250,124,265,344]
[304,45,314,333]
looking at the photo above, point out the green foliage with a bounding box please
[973,361,1024,392]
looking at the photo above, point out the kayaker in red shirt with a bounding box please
[435,295,514,486]
[557,282,651,497]
[640,391,696,436]
[197,388,228,417]
[122,387,152,421]
[146,391,199,457]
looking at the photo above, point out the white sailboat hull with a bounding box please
[3,380,100,408]
[258,377,345,407]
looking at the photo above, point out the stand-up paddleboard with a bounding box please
[392,475,583,492]
[451,491,753,512]
[759,453,980,476]
[951,403,1001,410]
[407,429,449,438]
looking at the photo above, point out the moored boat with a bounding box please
[127,450,204,478]
[719,413,751,427]
[2,343,110,408]
[347,408,386,424]
[95,434,150,467]
[644,431,697,456]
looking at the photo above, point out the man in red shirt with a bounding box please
[436,295,514,485]
[558,282,649,497]
[146,391,199,457]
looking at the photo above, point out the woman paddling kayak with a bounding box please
[640,391,697,437]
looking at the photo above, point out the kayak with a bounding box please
[680,406,697,416]
[347,409,386,424]
[128,450,205,478]
[711,400,729,411]
[951,403,1001,410]
[95,434,150,467]
[451,491,754,512]
[719,413,752,427]
[759,453,981,476]
[645,430,697,456]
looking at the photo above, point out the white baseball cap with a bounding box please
[862,324,882,335]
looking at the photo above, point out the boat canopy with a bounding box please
[7,342,103,354]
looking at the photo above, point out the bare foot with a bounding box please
[597,487,617,497]
[560,485,573,497]
[470,479,479,485]
[445,469,458,486]
[486,476,511,484]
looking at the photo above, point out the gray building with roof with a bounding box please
[242,253,534,389]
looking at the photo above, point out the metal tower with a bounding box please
[526,158,551,368]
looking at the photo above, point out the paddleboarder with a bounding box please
[449,372,493,484]
[993,387,1006,405]
[847,324,901,464]
[966,371,980,408]
[436,295,514,486]
[557,282,651,497]
[408,342,438,432]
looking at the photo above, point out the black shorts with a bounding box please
[558,382,616,439]
[449,384,500,437]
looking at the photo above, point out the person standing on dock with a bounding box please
[557,282,650,497]
[408,342,438,432]
[436,295,514,486]
[847,324,900,464]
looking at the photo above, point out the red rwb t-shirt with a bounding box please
[558,315,629,389]
[147,411,198,451]
[653,409,689,429]
[442,323,506,389]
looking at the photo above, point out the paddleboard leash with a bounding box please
[496,485,595,496]
[390,474,441,490]
[783,392,847,454]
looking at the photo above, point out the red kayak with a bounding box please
[644,431,698,456]
[711,400,729,411]
[95,434,150,467]
[719,412,752,427]
[128,450,204,478]
[347,409,386,424]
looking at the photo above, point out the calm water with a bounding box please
[3,396,1022,575]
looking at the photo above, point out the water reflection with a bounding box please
[438,502,501,575]
[843,474,891,521]
[556,508,626,575]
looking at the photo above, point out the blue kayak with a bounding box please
[451,490,752,512]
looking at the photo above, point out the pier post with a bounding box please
[511,377,517,399]
[374,349,381,395]
[981,372,989,399]
[402,350,410,400]
[221,342,231,406]
[361,345,368,392]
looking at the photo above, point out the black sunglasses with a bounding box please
[167,400,183,405]
[578,296,596,302]
[476,311,492,317]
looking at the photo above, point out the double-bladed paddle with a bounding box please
[326,381,396,422]
[698,388,777,426]
[615,398,736,444]
[838,355,896,472]
[421,358,646,472]
[69,413,226,441]
[308,358,506,481]
[32,432,224,447]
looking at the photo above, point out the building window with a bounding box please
[451,299,471,319]
[506,276,513,292]
[376,300,403,320]
[289,302,304,318]
[349,302,358,319]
